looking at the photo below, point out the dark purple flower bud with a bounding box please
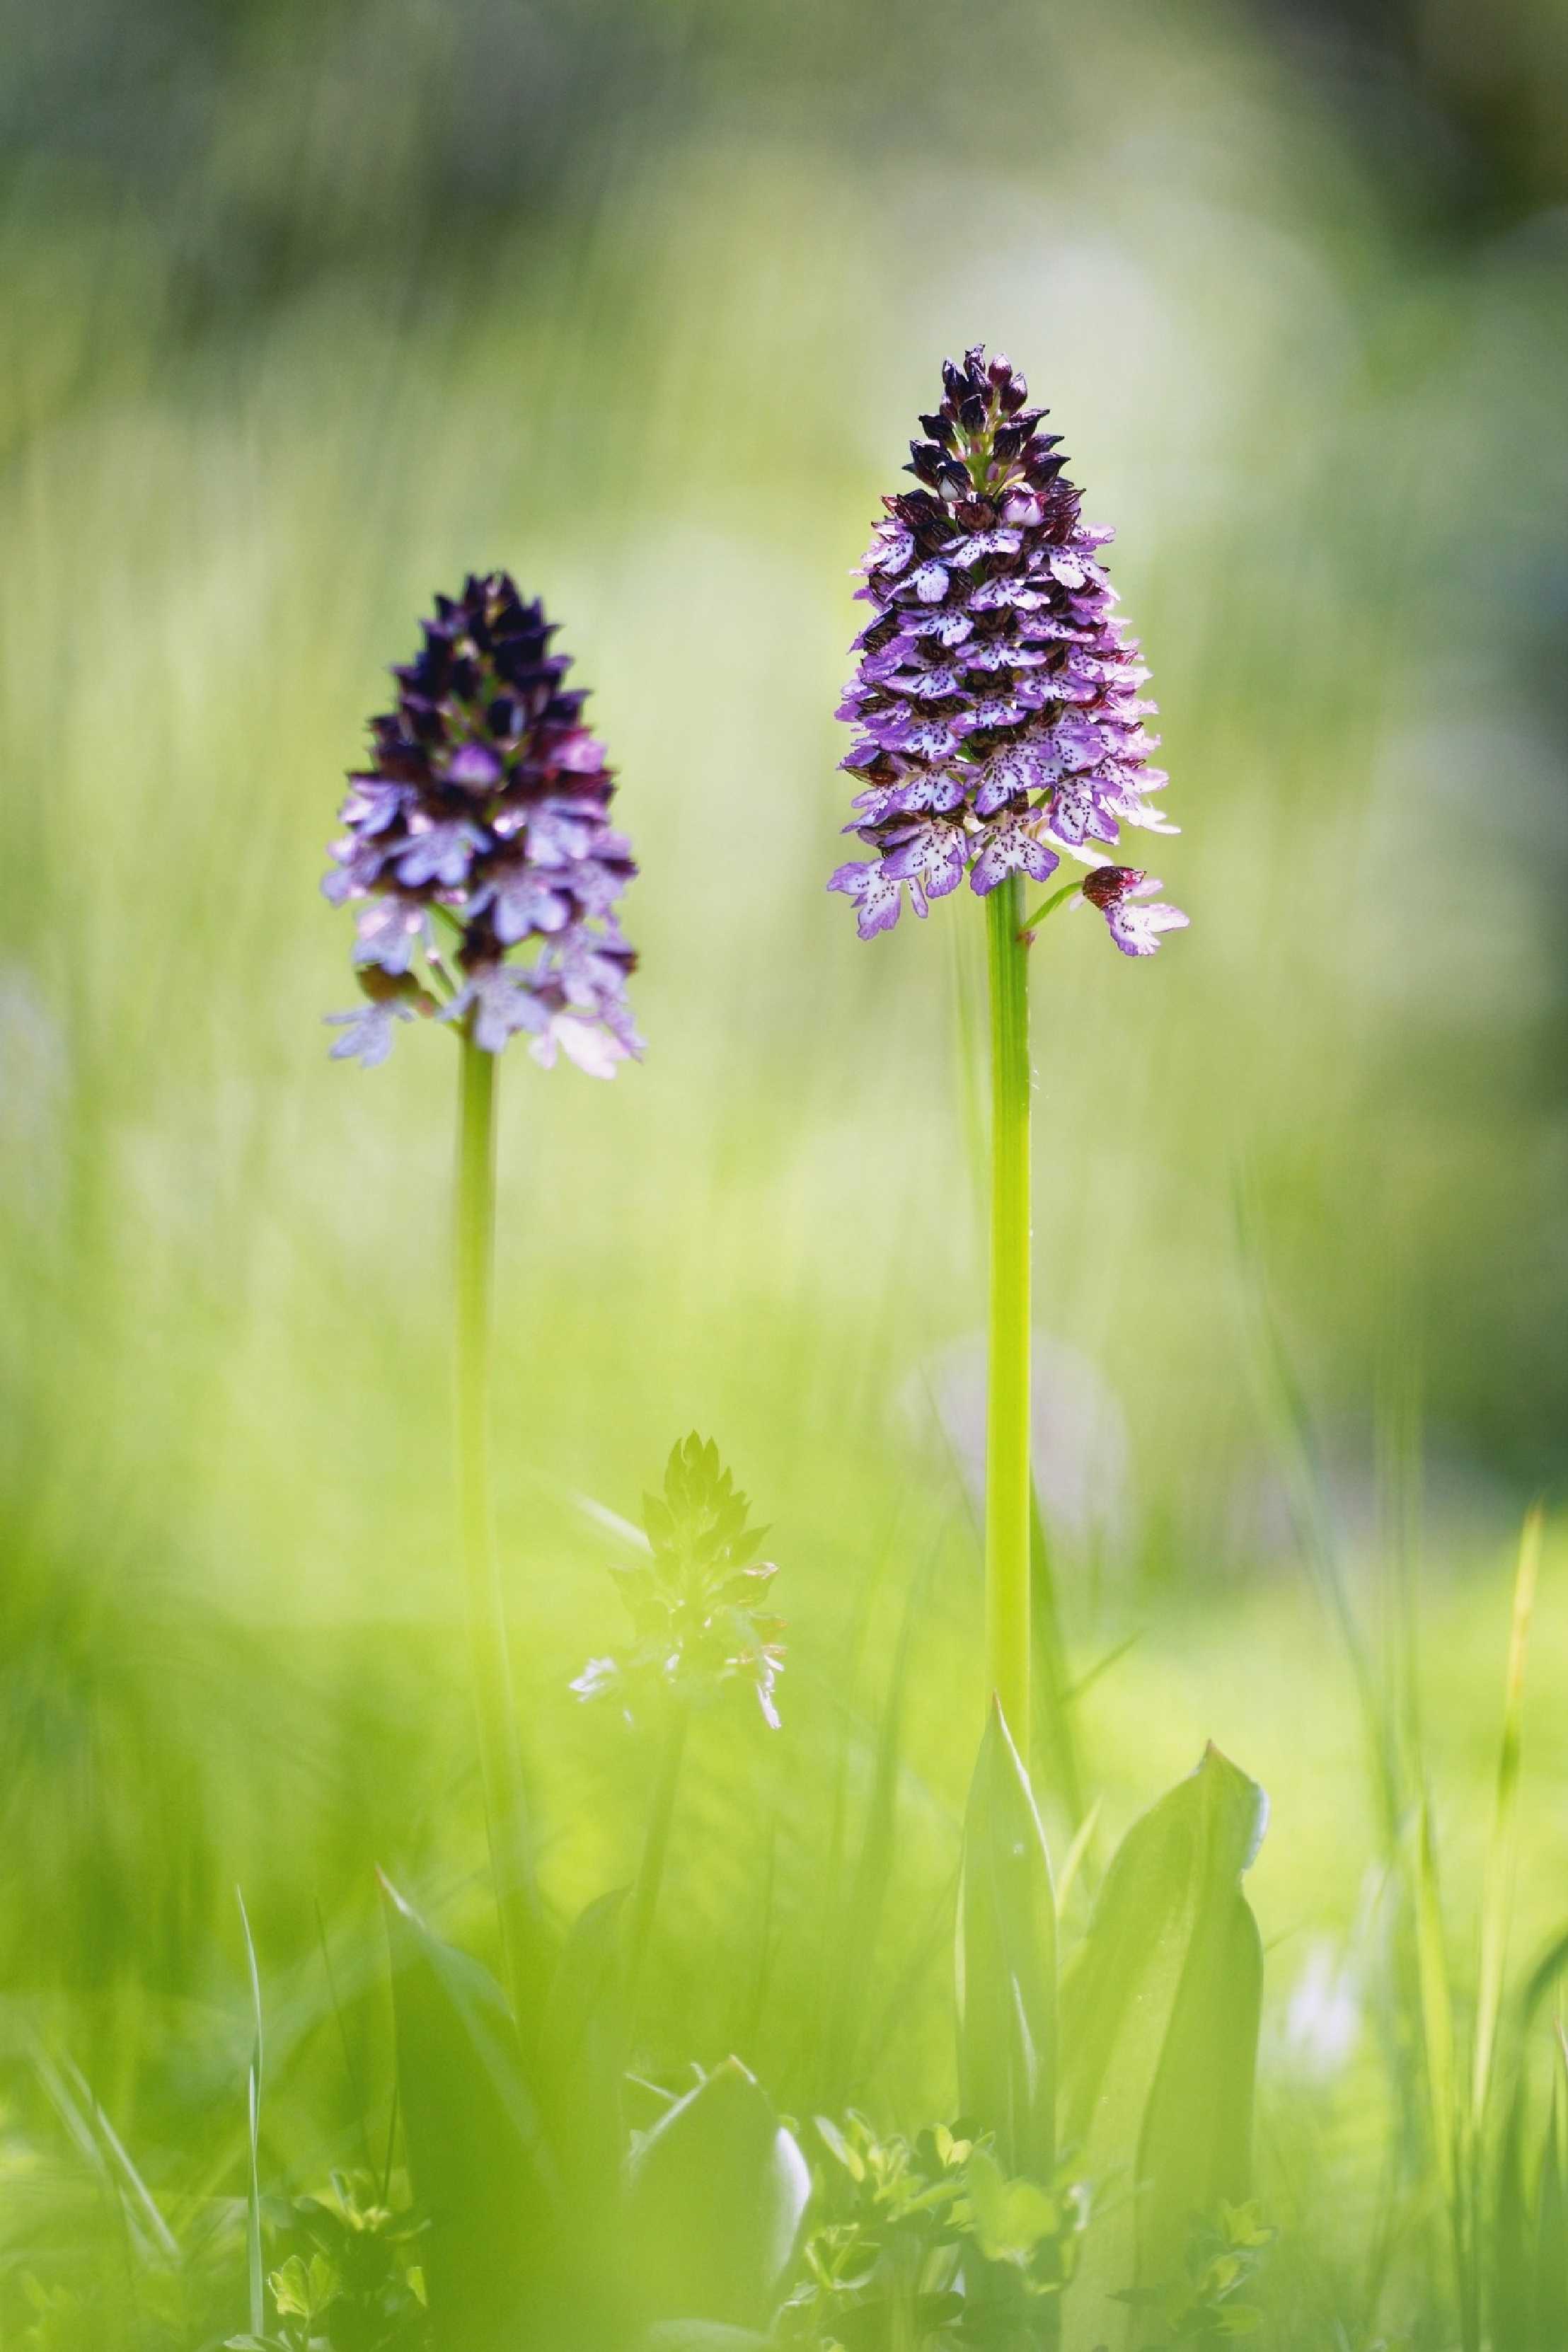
[828,345,1185,949]
[1080,865,1136,908]
[1080,865,1189,957]
[324,572,640,1068]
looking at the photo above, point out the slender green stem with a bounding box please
[455,1034,543,2020]
[623,1700,690,2010]
[984,876,1032,1764]
[1018,877,1083,938]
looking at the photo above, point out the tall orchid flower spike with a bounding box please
[829,345,1182,943]
[829,347,1187,1779]
[321,572,641,2031]
[323,571,640,1073]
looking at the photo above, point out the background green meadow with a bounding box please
[1,0,1565,2328]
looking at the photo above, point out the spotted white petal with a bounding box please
[1105,899,1189,957]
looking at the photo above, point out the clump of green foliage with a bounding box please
[4,1440,1562,2352]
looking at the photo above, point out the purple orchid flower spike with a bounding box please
[323,572,641,1069]
[829,345,1185,951]
[322,581,647,2017]
[829,352,1189,1775]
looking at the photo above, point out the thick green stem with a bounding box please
[455,1035,543,2019]
[623,1701,690,2010]
[984,877,1032,1765]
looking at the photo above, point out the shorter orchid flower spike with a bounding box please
[323,572,641,1071]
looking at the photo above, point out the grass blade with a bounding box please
[1054,1799,1102,1921]
[1030,1482,1090,1837]
[237,1886,265,2341]
[1472,1506,1543,2126]
[379,1871,556,2351]
[1410,1795,1484,2348]
[1410,1797,1457,2208]
[1235,1183,1405,1851]
[819,1543,931,2099]
[28,2039,180,2265]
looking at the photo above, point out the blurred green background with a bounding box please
[0,0,1564,2278]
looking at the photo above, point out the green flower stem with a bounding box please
[455,1034,544,2019]
[984,875,1032,1765]
[624,1699,691,2010]
[1018,877,1083,938]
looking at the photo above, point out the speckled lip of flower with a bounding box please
[323,572,642,1068]
[829,345,1184,949]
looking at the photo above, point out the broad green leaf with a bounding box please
[963,2142,1061,2266]
[624,2057,810,2331]
[536,1886,635,2344]
[1059,1746,1266,2351]
[380,1874,555,2352]
[538,1886,629,2201]
[956,1700,1056,2182]
[268,2254,338,2323]
[1214,2304,1264,2335]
